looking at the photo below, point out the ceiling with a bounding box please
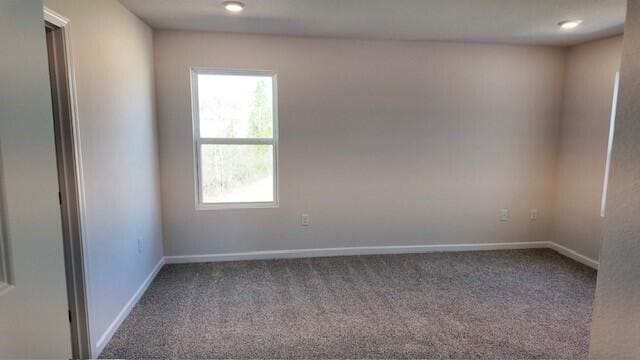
[119,0,626,46]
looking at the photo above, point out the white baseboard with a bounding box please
[164,241,549,264]
[94,257,165,357]
[547,241,599,269]
[164,242,599,270]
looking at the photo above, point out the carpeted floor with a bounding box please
[100,249,596,359]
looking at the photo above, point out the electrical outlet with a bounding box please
[500,209,509,222]
[137,237,142,254]
[301,214,310,226]
[530,209,538,221]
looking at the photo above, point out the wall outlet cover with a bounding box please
[500,209,509,222]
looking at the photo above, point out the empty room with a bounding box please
[1,0,639,359]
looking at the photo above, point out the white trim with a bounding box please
[164,242,599,270]
[165,241,549,264]
[95,257,165,356]
[197,202,279,211]
[547,241,599,269]
[44,7,96,357]
[0,148,11,288]
[190,67,279,211]
[199,138,275,145]
[43,7,69,27]
[0,283,14,297]
[600,71,620,218]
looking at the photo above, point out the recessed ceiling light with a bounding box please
[558,20,583,30]
[223,1,245,13]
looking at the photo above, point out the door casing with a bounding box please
[45,7,92,359]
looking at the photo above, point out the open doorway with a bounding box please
[45,10,91,359]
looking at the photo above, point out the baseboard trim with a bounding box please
[164,241,549,264]
[94,257,165,356]
[547,241,599,269]
[165,242,599,270]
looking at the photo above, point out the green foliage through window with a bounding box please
[196,72,276,204]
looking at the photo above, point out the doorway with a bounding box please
[45,15,91,359]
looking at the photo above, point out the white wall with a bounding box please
[41,0,163,355]
[0,0,72,357]
[154,31,566,257]
[552,36,623,262]
[0,1,631,357]
[590,0,640,356]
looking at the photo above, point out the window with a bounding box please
[601,72,620,217]
[191,68,278,209]
[0,166,10,292]
[0,207,9,293]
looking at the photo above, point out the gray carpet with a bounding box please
[100,249,596,359]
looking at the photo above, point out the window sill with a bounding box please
[196,202,279,211]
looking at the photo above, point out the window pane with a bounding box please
[197,74,273,139]
[201,144,274,203]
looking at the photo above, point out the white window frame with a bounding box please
[0,169,10,294]
[600,72,620,218]
[191,67,279,210]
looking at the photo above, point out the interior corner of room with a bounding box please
[0,0,638,359]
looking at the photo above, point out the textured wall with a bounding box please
[41,0,164,355]
[0,0,72,357]
[589,0,640,357]
[154,31,565,257]
[552,36,623,262]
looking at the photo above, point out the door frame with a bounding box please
[44,7,93,359]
